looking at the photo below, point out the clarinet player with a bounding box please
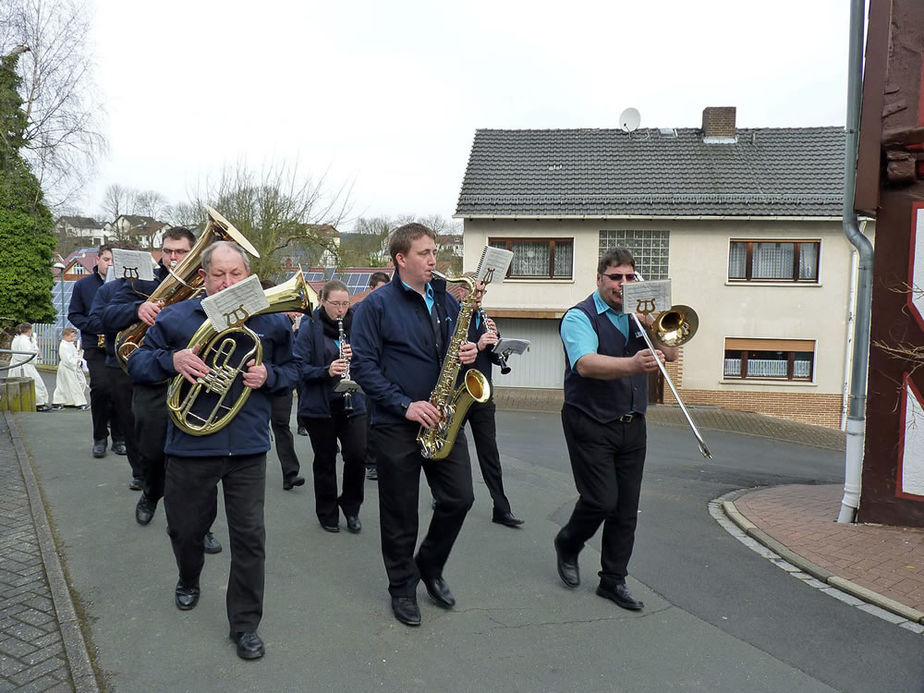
[293,280,366,534]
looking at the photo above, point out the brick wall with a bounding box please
[664,386,842,428]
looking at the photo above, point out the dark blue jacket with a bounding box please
[67,267,106,347]
[87,280,129,368]
[126,297,300,457]
[104,265,168,330]
[293,309,366,419]
[464,309,502,388]
[562,294,648,423]
[351,271,460,426]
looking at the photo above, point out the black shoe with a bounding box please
[129,477,143,491]
[345,515,362,534]
[596,583,645,611]
[365,465,378,481]
[175,581,200,611]
[230,631,265,660]
[296,425,308,436]
[135,494,156,526]
[36,404,51,412]
[283,476,305,491]
[391,596,421,626]
[51,404,64,410]
[492,509,524,528]
[203,532,222,554]
[321,523,340,533]
[421,575,455,609]
[554,535,580,588]
[111,440,127,455]
[92,440,106,458]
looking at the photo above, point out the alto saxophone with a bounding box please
[416,271,491,460]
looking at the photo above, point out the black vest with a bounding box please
[562,295,648,423]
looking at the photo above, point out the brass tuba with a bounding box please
[166,270,314,436]
[115,207,260,368]
[417,271,491,460]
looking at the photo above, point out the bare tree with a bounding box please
[99,183,132,221]
[133,189,168,219]
[0,0,106,209]
[191,160,352,279]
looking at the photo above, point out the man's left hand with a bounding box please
[459,341,477,365]
[242,360,268,389]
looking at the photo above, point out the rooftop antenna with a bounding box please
[619,107,641,133]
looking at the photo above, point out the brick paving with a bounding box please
[734,484,924,613]
[0,414,73,692]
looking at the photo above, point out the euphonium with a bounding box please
[166,270,313,436]
[115,207,260,369]
[416,271,491,460]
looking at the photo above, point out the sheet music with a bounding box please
[494,338,530,356]
[475,246,514,285]
[111,249,156,282]
[622,279,672,316]
[200,274,269,332]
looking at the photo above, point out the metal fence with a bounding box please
[32,323,64,366]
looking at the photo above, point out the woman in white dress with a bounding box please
[9,323,50,411]
[53,327,88,408]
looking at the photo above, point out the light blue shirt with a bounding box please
[560,291,629,371]
[402,280,435,313]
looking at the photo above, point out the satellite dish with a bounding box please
[619,107,641,133]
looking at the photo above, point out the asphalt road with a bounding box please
[17,396,924,692]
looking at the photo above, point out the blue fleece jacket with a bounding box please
[126,297,300,457]
[67,267,105,347]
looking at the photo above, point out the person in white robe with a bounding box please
[53,327,88,407]
[9,323,50,411]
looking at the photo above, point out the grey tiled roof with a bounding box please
[455,127,846,217]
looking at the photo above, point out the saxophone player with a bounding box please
[293,279,366,534]
[351,223,478,627]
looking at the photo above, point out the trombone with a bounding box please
[630,306,712,459]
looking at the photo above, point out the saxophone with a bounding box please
[416,271,491,460]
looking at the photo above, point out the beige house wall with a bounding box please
[462,216,874,428]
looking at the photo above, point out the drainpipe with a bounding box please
[838,0,874,524]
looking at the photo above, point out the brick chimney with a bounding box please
[702,106,737,142]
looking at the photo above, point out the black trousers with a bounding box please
[85,347,121,443]
[558,404,647,587]
[301,404,366,525]
[164,453,266,634]
[364,413,377,470]
[109,366,141,478]
[372,422,474,597]
[132,383,169,502]
[271,390,301,484]
[464,399,511,514]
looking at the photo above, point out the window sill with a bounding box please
[719,379,817,387]
[725,281,822,287]
[504,278,575,283]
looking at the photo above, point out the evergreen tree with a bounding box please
[0,47,56,336]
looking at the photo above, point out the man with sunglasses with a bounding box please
[555,247,676,611]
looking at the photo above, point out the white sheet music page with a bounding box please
[111,249,156,282]
[621,279,672,316]
[494,338,530,356]
[200,274,270,332]
[475,246,514,285]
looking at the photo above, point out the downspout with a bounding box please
[838,0,874,523]
[840,246,858,431]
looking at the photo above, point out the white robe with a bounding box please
[53,340,88,406]
[9,334,49,406]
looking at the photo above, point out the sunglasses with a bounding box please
[601,272,638,282]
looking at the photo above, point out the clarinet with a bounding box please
[337,317,354,412]
[481,308,511,374]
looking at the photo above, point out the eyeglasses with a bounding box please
[162,248,189,256]
[601,272,638,282]
[325,300,350,308]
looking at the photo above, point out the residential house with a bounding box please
[456,107,872,428]
[54,216,106,246]
[104,215,170,249]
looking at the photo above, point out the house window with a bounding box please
[599,230,670,280]
[728,240,820,282]
[723,338,815,381]
[488,238,573,279]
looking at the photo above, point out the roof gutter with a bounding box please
[838,0,874,524]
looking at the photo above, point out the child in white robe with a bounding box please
[9,323,50,411]
[53,327,88,408]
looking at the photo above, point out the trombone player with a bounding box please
[555,247,676,612]
[127,241,300,660]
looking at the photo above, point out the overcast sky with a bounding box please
[86,0,851,226]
